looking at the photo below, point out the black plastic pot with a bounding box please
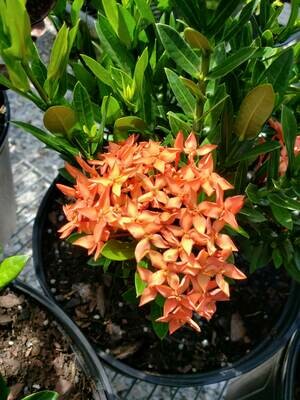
[11,280,116,400]
[279,329,300,400]
[33,177,300,393]
[26,0,57,26]
[0,91,16,247]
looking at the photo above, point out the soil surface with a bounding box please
[40,188,291,375]
[0,287,94,399]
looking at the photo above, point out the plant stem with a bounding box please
[21,61,50,106]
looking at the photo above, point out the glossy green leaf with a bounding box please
[179,77,204,99]
[240,205,266,223]
[43,106,77,135]
[22,391,59,400]
[46,23,69,85]
[13,121,79,157]
[223,0,259,41]
[234,84,275,140]
[101,96,121,125]
[208,0,244,36]
[101,240,136,261]
[157,23,200,77]
[230,141,281,163]
[134,0,155,24]
[96,15,133,73]
[73,82,94,130]
[171,0,206,32]
[31,58,47,88]
[270,204,293,230]
[81,55,113,88]
[208,47,257,79]
[268,193,300,212]
[167,112,192,136]
[151,301,168,340]
[259,48,293,97]
[102,0,118,32]
[70,0,84,25]
[0,375,9,400]
[114,116,147,139]
[134,47,148,95]
[184,28,212,52]
[165,68,196,116]
[116,4,135,47]
[135,271,147,297]
[281,105,297,174]
[0,255,29,289]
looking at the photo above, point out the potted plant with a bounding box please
[0,251,115,399]
[0,0,299,397]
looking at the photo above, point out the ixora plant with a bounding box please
[57,132,246,334]
[0,0,299,385]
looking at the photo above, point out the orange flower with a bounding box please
[58,131,246,335]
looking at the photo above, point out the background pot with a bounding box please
[12,280,116,400]
[33,176,300,396]
[0,91,16,248]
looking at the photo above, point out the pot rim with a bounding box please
[33,176,300,387]
[280,329,300,399]
[0,91,10,153]
[12,280,116,399]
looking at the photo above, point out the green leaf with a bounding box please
[134,47,148,96]
[102,0,118,32]
[101,96,121,125]
[135,271,147,297]
[0,255,29,289]
[270,204,293,230]
[157,23,200,77]
[12,121,79,157]
[43,106,77,135]
[259,49,293,97]
[134,0,155,24]
[122,287,138,305]
[229,141,281,163]
[208,47,257,79]
[81,55,113,87]
[171,0,206,32]
[268,193,300,212]
[165,68,196,116]
[234,84,275,140]
[223,1,259,41]
[150,301,168,340]
[70,0,84,25]
[22,392,59,400]
[184,28,212,52]
[0,374,10,400]
[167,112,192,136]
[45,23,69,93]
[249,243,271,272]
[179,77,204,99]
[281,105,297,174]
[116,4,136,47]
[96,15,133,73]
[208,0,244,36]
[272,248,283,269]
[114,116,147,140]
[101,240,136,261]
[73,82,94,130]
[240,205,266,223]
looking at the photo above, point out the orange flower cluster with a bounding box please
[58,132,246,334]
